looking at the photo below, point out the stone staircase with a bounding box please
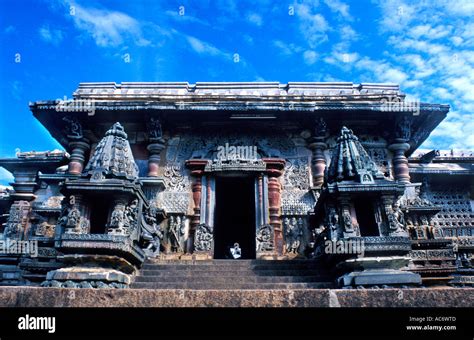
[130,259,334,289]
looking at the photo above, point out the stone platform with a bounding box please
[0,287,472,307]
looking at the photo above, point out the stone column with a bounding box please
[308,117,328,188]
[389,115,412,184]
[68,140,90,175]
[263,158,285,256]
[146,117,166,177]
[147,141,165,177]
[308,140,327,188]
[185,160,208,253]
[388,142,410,184]
[62,116,90,175]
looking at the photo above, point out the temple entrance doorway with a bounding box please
[213,176,256,259]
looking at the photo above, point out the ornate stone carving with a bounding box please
[108,199,138,236]
[35,221,56,238]
[284,217,304,254]
[256,224,274,252]
[147,117,163,141]
[4,201,30,240]
[40,196,64,209]
[163,163,190,191]
[283,158,311,190]
[327,207,340,241]
[84,122,138,180]
[167,215,185,253]
[395,115,411,141]
[158,192,189,214]
[388,203,406,235]
[194,223,212,252]
[342,210,354,233]
[62,116,83,140]
[62,205,88,234]
[313,117,328,137]
[204,159,266,172]
[328,127,384,183]
[141,204,164,257]
[281,190,315,215]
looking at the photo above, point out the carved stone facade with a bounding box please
[0,81,471,289]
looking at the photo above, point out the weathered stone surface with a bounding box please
[46,267,131,284]
[0,287,471,308]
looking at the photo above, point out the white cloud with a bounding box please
[427,111,474,149]
[340,25,358,41]
[39,25,64,45]
[323,0,352,20]
[441,0,474,17]
[165,10,210,26]
[246,12,263,26]
[70,3,150,47]
[325,51,359,65]
[303,50,318,65]
[295,3,329,47]
[432,87,454,100]
[388,36,447,55]
[273,40,303,56]
[408,24,451,40]
[186,36,230,59]
[354,57,408,84]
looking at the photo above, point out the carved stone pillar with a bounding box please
[388,142,410,184]
[389,115,412,184]
[62,117,89,175]
[68,140,90,175]
[146,117,166,177]
[263,158,285,256]
[308,117,328,188]
[308,141,327,188]
[147,141,166,177]
[185,160,208,253]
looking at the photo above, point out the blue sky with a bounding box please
[0,0,473,184]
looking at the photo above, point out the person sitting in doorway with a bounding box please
[230,242,242,259]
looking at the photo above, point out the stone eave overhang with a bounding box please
[29,99,449,112]
[408,168,474,175]
[326,180,406,194]
[60,178,148,206]
[29,82,449,156]
[0,156,68,174]
[409,157,474,163]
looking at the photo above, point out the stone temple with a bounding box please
[0,81,473,291]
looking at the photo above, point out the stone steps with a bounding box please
[134,275,327,283]
[131,282,333,290]
[131,259,334,290]
[138,269,326,277]
[142,263,321,271]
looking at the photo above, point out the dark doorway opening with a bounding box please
[89,197,109,234]
[354,200,379,236]
[214,176,256,259]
